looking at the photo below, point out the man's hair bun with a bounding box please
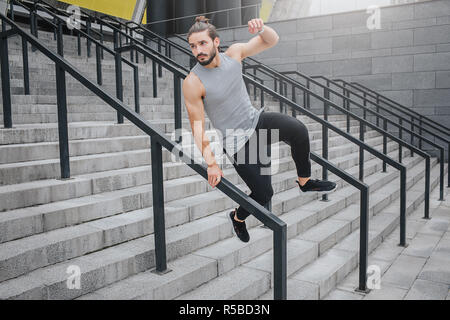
[195,16,210,24]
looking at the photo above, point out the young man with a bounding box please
[182,16,336,243]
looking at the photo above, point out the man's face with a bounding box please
[188,30,219,66]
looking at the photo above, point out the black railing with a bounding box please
[309,76,450,192]
[270,69,444,205]
[27,0,447,294]
[0,13,289,300]
[241,62,423,240]
[346,81,450,137]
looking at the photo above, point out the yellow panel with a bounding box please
[259,0,274,22]
[58,0,146,23]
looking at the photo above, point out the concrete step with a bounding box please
[0,143,416,286]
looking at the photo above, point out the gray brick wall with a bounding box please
[214,0,450,132]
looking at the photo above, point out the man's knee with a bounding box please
[255,185,274,204]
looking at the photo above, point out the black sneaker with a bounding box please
[296,179,337,194]
[228,209,250,243]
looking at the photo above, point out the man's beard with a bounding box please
[197,48,217,66]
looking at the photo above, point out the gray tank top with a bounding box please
[190,52,265,156]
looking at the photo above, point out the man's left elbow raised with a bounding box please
[271,35,280,47]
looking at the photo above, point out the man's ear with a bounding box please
[214,36,220,49]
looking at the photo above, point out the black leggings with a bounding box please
[226,111,311,221]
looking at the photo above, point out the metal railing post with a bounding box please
[260,79,264,108]
[174,74,182,143]
[424,156,430,219]
[253,68,257,100]
[292,84,296,118]
[306,79,310,109]
[77,31,81,56]
[383,119,387,172]
[134,65,140,114]
[439,148,444,201]
[129,28,134,62]
[95,43,102,85]
[346,88,350,132]
[322,85,329,201]
[55,21,70,179]
[115,51,124,124]
[52,16,56,40]
[419,118,423,149]
[356,187,369,293]
[399,119,403,163]
[29,10,35,51]
[410,116,414,157]
[399,168,407,247]
[143,35,147,63]
[22,37,30,94]
[0,24,13,128]
[151,136,170,274]
[86,18,91,58]
[152,59,157,97]
[359,121,365,181]
[273,225,287,300]
[279,79,284,113]
[9,0,14,20]
[157,37,162,77]
[99,21,104,59]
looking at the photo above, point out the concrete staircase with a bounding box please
[0,28,447,300]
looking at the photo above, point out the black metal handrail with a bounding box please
[0,13,289,300]
[308,75,450,190]
[9,0,141,117]
[273,70,445,203]
[346,81,450,137]
[234,58,436,212]
[242,62,428,235]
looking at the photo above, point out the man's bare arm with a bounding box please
[226,19,279,61]
[182,73,218,168]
